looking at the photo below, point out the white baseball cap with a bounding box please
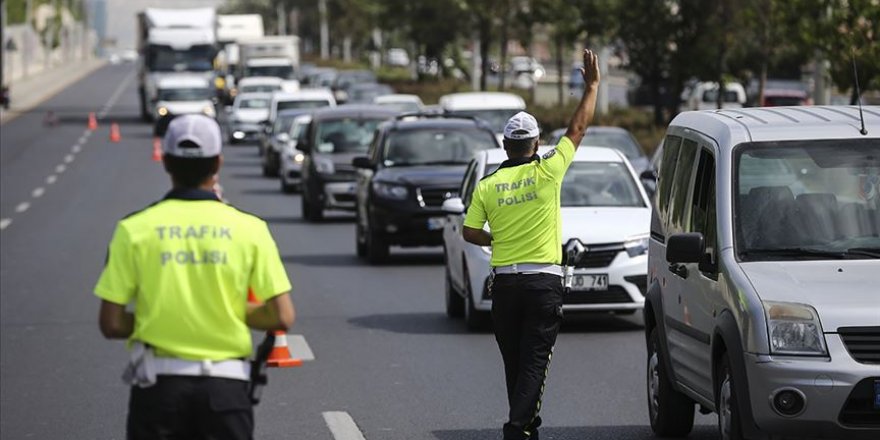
[163,114,222,158]
[503,111,540,140]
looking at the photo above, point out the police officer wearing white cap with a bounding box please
[95,114,295,439]
[462,49,601,440]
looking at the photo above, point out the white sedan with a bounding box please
[441,147,651,330]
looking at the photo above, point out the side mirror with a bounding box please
[640,169,657,181]
[441,197,465,214]
[298,141,311,154]
[276,133,291,143]
[666,233,705,263]
[352,156,374,170]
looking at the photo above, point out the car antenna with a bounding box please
[851,48,868,135]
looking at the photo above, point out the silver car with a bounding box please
[645,106,879,440]
[278,114,312,193]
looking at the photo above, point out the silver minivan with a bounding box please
[645,106,879,440]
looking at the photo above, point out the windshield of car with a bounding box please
[244,65,295,79]
[483,161,645,207]
[157,87,213,102]
[277,100,330,111]
[578,132,644,159]
[240,84,281,94]
[383,128,497,166]
[147,45,214,72]
[238,98,270,109]
[735,139,880,261]
[349,86,392,103]
[376,101,422,113]
[314,118,385,154]
[446,109,522,134]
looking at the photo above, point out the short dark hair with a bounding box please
[163,154,220,188]
[503,136,538,155]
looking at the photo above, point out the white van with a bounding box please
[439,92,526,141]
[267,89,336,125]
[681,81,747,112]
[154,75,215,119]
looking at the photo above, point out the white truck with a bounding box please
[137,7,218,121]
[216,14,265,102]
[236,36,300,87]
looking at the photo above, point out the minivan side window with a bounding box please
[690,149,718,274]
[656,135,683,222]
[667,139,699,234]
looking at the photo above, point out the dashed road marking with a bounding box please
[0,218,11,230]
[322,412,367,440]
[32,187,45,198]
[15,202,30,213]
[46,175,57,184]
[72,145,81,153]
[78,135,87,144]
[64,154,75,163]
[55,164,66,173]
[98,70,136,119]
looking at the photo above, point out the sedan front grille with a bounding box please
[562,243,624,268]
[839,327,880,364]
[418,188,458,208]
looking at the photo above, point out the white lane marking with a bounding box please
[286,335,315,361]
[46,175,57,184]
[0,219,11,230]
[82,129,92,138]
[32,187,45,198]
[72,145,81,153]
[15,202,30,213]
[55,164,66,173]
[78,135,87,144]
[64,154,75,163]
[322,412,367,440]
[99,70,136,118]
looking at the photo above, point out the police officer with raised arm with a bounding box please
[95,114,295,440]
[462,49,601,440]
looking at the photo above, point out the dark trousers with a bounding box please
[490,272,563,440]
[127,375,253,440]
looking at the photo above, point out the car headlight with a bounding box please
[157,107,168,116]
[202,106,216,117]
[293,153,304,163]
[372,181,408,200]
[624,233,649,257]
[314,159,335,174]
[764,302,827,356]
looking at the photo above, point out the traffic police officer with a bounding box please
[95,114,295,440]
[462,49,601,440]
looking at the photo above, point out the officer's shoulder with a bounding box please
[223,203,268,225]
[119,199,164,223]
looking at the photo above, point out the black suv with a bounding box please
[298,105,399,221]
[352,114,500,263]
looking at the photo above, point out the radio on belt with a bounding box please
[563,239,586,293]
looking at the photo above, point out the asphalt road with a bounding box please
[0,65,717,440]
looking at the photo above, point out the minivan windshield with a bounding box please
[484,161,645,208]
[735,139,880,260]
[314,118,385,154]
[383,128,497,166]
[157,87,213,102]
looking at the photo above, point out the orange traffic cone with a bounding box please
[266,331,302,368]
[152,137,162,162]
[87,112,98,130]
[109,123,121,143]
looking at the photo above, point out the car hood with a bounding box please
[160,101,212,114]
[233,108,268,122]
[375,165,468,187]
[560,207,650,244]
[740,261,880,331]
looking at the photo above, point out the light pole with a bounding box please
[319,0,328,59]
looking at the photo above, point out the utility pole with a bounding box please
[24,0,32,78]
[276,3,286,36]
[318,0,328,59]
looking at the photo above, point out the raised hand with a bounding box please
[580,49,601,89]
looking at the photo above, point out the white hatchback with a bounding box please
[442,147,652,330]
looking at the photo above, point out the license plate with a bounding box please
[874,380,880,410]
[427,217,446,231]
[571,274,608,291]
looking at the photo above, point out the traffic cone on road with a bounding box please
[152,137,162,162]
[110,123,121,143]
[87,112,98,130]
[266,331,302,368]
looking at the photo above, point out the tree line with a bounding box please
[225,0,878,123]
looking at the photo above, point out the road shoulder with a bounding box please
[0,59,108,125]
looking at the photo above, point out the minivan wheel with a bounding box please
[647,327,695,437]
[717,353,744,440]
[445,265,464,318]
[366,227,388,264]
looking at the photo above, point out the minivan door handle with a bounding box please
[668,263,689,279]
